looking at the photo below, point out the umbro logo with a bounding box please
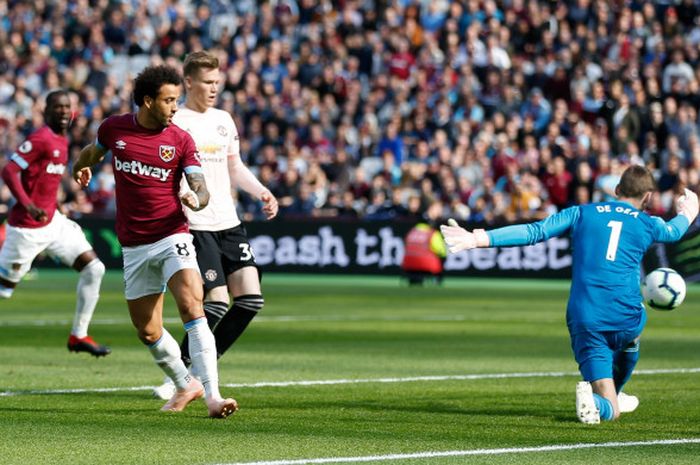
[115,140,127,150]
[52,150,60,157]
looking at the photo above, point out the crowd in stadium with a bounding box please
[1,0,700,224]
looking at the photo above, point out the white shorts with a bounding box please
[122,232,200,300]
[0,212,92,283]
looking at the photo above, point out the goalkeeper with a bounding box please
[440,165,698,424]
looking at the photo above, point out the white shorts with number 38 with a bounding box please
[122,232,200,300]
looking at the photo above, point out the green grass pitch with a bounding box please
[1,270,699,465]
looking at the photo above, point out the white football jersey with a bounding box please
[173,106,241,231]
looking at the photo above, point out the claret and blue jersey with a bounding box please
[95,113,203,247]
[487,201,690,335]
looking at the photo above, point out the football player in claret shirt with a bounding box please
[0,90,110,357]
[153,51,279,400]
[441,165,699,424]
[72,65,237,418]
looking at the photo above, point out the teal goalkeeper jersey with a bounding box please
[486,201,690,334]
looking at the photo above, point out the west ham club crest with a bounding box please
[159,145,176,162]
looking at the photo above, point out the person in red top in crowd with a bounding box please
[72,65,237,419]
[0,90,110,357]
[388,38,415,80]
[401,201,448,285]
[542,156,573,210]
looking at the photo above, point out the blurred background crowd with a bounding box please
[1,0,700,225]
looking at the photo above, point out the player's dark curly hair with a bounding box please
[132,65,182,107]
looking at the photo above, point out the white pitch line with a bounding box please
[209,438,700,465]
[1,367,699,397]
[219,367,700,389]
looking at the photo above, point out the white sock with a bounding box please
[148,329,191,390]
[185,317,221,400]
[71,259,105,338]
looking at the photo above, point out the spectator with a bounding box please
[520,88,552,135]
[1,0,699,226]
[662,50,694,94]
[542,157,573,211]
[611,93,641,155]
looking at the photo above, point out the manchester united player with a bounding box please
[72,65,237,418]
[0,90,110,357]
[153,51,278,399]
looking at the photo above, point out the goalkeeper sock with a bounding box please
[213,294,264,357]
[593,393,614,421]
[180,301,227,366]
[613,341,640,393]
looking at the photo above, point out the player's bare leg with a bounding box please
[155,267,261,404]
[168,269,238,418]
[592,378,620,419]
[152,290,227,400]
[154,285,229,401]
[128,293,201,412]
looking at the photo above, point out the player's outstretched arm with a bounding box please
[228,153,278,220]
[440,219,490,254]
[72,144,107,187]
[654,188,700,243]
[676,188,699,223]
[182,171,209,211]
[441,207,579,254]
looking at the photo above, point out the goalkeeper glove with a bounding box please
[676,188,699,223]
[440,218,490,253]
